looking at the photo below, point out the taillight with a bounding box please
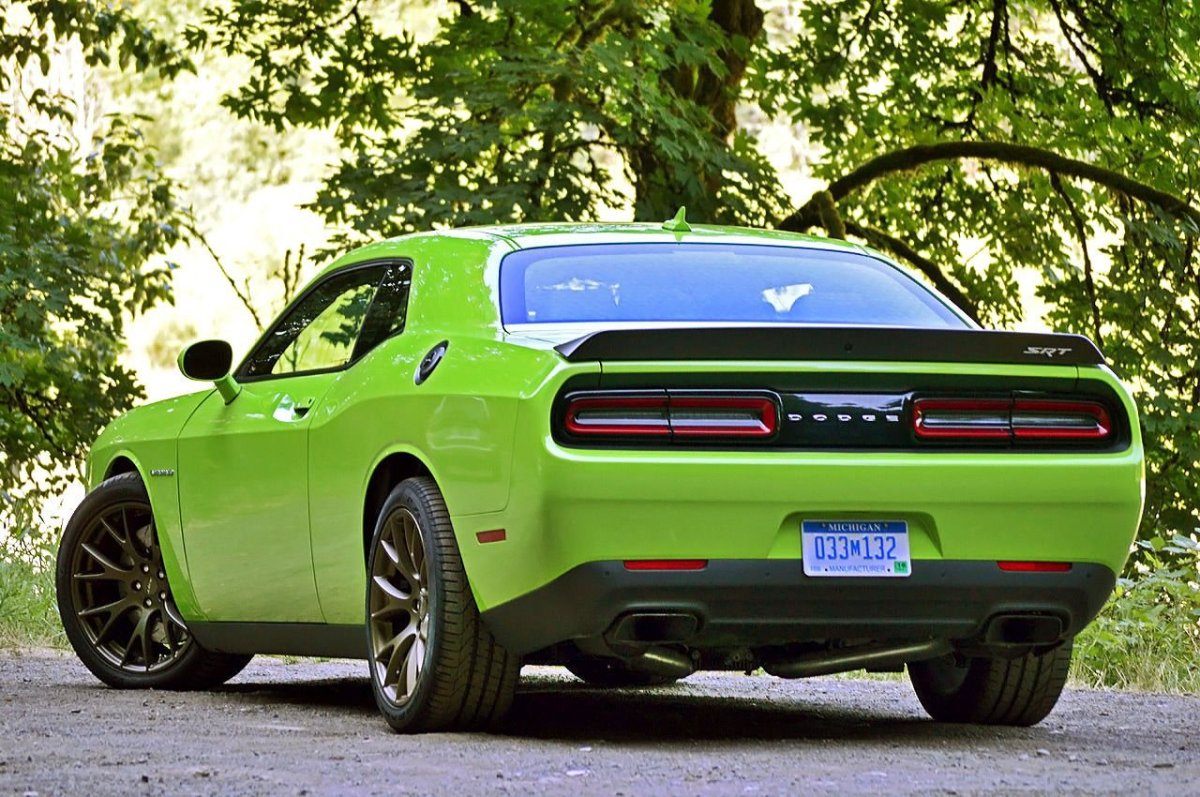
[1011,400,1110,440]
[563,393,778,440]
[912,399,1011,439]
[670,396,777,438]
[564,395,670,437]
[913,397,1112,443]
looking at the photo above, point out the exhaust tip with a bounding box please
[984,614,1064,646]
[606,612,700,645]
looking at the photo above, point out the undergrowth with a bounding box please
[0,558,64,650]
[3,531,1197,695]
[1072,533,1200,694]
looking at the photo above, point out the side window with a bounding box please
[241,267,385,378]
[352,262,413,360]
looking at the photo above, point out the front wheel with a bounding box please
[366,477,519,732]
[56,472,252,690]
[908,642,1073,726]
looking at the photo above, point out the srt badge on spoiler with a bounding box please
[1024,346,1074,358]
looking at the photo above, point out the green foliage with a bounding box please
[0,557,62,649]
[186,0,785,247]
[1,1,189,558]
[1075,534,1200,692]
[766,0,1200,543]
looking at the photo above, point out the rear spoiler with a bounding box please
[554,327,1105,366]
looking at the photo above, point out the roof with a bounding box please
[428,221,867,253]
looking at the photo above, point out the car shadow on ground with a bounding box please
[505,678,990,743]
[183,671,1043,744]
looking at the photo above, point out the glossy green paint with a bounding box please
[176,371,337,622]
[83,222,1145,633]
[460,359,1142,612]
[88,390,211,619]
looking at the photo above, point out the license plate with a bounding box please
[801,520,912,577]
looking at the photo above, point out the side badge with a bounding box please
[415,340,449,385]
[150,468,175,478]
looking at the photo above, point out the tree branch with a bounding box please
[813,190,845,239]
[778,140,1200,232]
[841,220,981,323]
[1049,173,1104,348]
[185,223,264,328]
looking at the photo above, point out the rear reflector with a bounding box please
[997,561,1072,572]
[623,559,708,571]
[913,397,1112,442]
[565,394,777,439]
[476,529,507,544]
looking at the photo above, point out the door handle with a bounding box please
[272,396,315,423]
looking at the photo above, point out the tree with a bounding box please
[191,0,1200,547]
[0,2,190,555]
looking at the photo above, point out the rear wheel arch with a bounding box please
[363,451,434,562]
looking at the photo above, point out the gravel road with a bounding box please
[2,650,1197,796]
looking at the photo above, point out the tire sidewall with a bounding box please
[365,480,444,731]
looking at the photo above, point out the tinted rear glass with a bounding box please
[499,243,965,328]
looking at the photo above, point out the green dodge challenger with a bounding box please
[57,219,1144,732]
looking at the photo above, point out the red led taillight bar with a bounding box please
[1011,399,1111,440]
[912,398,1011,439]
[563,395,671,437]
[564,394,778,439]
[913,397,1112,442]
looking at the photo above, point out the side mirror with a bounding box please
[178,340,241,404]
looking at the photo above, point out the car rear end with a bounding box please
[466,232,1143,692]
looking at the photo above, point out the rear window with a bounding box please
[499,243,966,328]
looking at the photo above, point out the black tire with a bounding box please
[566,656,686,688]
[56,472,253,690]
[366,477,519,732]
[908,642,1073,726]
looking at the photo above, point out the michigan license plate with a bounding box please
[801,520,912,577]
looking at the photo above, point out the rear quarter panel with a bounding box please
[305,233,599,623]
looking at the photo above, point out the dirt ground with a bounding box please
[1,650,1197,796]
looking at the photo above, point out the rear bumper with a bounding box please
[480,559,1116,655]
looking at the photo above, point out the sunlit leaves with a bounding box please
[1,2,188,554]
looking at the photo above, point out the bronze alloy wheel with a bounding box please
[364,477,519,732]
[368,506,431,705]
[58,473,253,690]
[68,500,191,672]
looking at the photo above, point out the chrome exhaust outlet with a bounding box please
[762,639,952,679]
[628,646,694,678]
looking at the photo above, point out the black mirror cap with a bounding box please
[179,339,234,382]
